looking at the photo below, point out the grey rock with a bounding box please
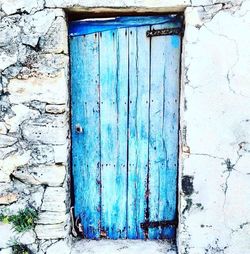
[21,114,68,145]
[20,10,56,48]
[37,211,67,224]
[24,100,46,113]
[39,16,68,54]
[0,145,17,160]
[0,135,17,148]
[0,193,18,205]
[4,104,40,133]
[12,165,66,187]
[0,223,35,248]
[0,15,21,47]
[30,145,54,165]
[0,47,18,70]
[0,122,7,134]
[2,183,44,215]
[45,104,66,114]
[2,0,44,15]
[0,94,14,119]
[35,223,67,239]
[54,144,68,164]
[8,71,68,104]
[0,223,13,249]
[41,187,66,212]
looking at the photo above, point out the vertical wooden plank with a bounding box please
[160,34,180,239]
[99,28,128,239]
[70,34,101,239]
[148,23,180,239]
[127,26,150,239]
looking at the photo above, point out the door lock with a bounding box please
[75,124,83,133]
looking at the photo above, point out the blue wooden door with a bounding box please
[70,15,182,240]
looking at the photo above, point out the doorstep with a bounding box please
[71,240,177,254]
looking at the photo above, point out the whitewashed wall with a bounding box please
[0,0,249,253]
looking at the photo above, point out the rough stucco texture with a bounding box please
[0,0,249,253]
[179,2,250,253]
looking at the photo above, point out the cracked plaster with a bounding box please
[0,0,249,253]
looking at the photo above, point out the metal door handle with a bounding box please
[75,124,83,133]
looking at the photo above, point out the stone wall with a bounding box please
[0,3,70,253]
[0,0,249,253]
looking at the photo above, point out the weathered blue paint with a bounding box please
[99,28,128,239]
[148,22,180,239]
[127,26,150,239]
[70,33,101,239]
[70,15,181,240]
[69,15,182,37]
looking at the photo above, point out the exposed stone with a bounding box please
[54,144,68,164]
[30,145,54,164]
[0,122,7,134]
[2,65,22,79]
[0,95,14,119]
[0,49,18,70]
[0,16,21,47]
[2,0,44,15]
[37,211,67,224]
[3,184,44,215]
[35,223,67,239]
[24,100,46,113]
[46,240,70,254]
[41,187,66,212]
[0,146,18,160]
[0,135,18,148]
[12,165,66,186]
[17,54,68,79]
[21,114,68,145]
[0,223,35,248]
[8,70,68,104]
[20,10,56,48]
[45,104,66,114]
[0,193,18,205]
[18,230,36,245]
[0,223,12,249]
[4,104,40,133]
[0,151,30,182]
[40,16,68,54]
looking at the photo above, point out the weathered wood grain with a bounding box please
[127,26,150,239]
[70,34,101,239]
[99,28,128,239]
[70,15,181,240]
[148,22,180,239]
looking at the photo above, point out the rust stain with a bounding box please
[100,229,107,238]
[182,145,190,156]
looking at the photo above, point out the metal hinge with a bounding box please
[146,27,183,37]
[140,220,177,230]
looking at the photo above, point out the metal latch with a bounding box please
[140,220,177,230]
[146,27,183,37]
[70,207,84,237]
